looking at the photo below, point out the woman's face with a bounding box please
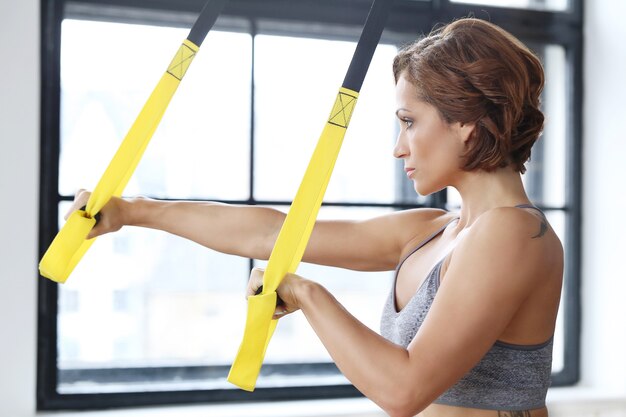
[393,73,468,196]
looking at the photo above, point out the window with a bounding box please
[39,0,582,409]
[451,0,568,11]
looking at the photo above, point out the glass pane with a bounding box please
[451,0,568,11]
[59,20,251,200]
[254,34,397,203]
[447,187,462,210]
[253,206,395,387]
[56,202,251,385]
[524,44,567,207]
[545,210,566,372]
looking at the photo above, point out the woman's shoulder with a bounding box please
[457,206,563,277]
[382,207,455,232]
[472,206,558,242]
[393,207,458,256]
[396,207,455,223]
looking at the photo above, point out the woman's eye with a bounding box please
[403,119,413,129]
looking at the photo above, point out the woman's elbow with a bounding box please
[385,409,417,417]
[378,386,427,417]
[384,402,423,417]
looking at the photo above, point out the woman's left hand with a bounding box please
[246,268,309,319]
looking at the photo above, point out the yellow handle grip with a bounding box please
[39,210,97,283]
[227,292,279,391]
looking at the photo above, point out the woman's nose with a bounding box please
[393,133,408,159]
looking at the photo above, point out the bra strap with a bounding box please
[397,216,459,267]
[514,203,547,219]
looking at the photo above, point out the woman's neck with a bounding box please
[452,167,531,229]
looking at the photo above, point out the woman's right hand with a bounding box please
[64,189,130,239]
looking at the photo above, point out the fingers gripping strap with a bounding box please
[39,41,198,283]
[227,88,359,391]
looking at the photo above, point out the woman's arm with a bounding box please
[262,208,561,417]
[66,191,284,260]
[128,198,283,261]
[67,190,450,271]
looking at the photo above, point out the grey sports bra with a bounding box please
[380,205,553,411]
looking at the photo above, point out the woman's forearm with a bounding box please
[295,282,427,416]
[126,198,285,260]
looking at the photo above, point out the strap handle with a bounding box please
[227,0,393,391]
[39,0,229,283]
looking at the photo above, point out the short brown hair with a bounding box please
[393,18,544,173]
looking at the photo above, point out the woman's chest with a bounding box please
[394,244,448,311]
[380,256,442,347]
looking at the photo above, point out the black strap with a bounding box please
[342,0,393,92]
[187,0,230,47]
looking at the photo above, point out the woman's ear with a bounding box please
[457,122,476,144]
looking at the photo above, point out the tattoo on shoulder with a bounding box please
[497,411,532,417]
[531,219,548,239]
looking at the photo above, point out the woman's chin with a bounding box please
[414,181,444,197]
[414,182,431,196]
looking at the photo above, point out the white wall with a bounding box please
[550,0,626,411]
[579,0,626,395]
[1,0,626,416]
[0,0,40,416]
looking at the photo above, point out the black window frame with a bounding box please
[38,0,582,410]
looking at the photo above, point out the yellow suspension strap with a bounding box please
[39,0,230,283]
[227,0,393,392]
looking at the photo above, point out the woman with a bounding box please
[68,18,563,417]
